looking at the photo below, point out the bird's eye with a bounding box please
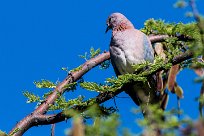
[108,17,112,23]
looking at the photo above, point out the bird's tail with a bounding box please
[125,74,168,109]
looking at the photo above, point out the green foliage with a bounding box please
[136,57,172,76]
[80,56,172,93]
[107,73,147,90]
[80,72,147,93]
[61,67,69,73]
[63,108,81,118]
[70,65,82,72]
[122,129,132,136]
[0,131,7,136]
[49,95,114,113]
[194,60,204,68]
[24,78,79,111]
[191,58,204,83]
[79,52,88,61]
[131,60,150,72]
[185,12,193,17]
[23,91,41,103]
[42,90,53,99]
[83,105,116,118]
[79,47,110,70]
[79,47,101,61]
[141,18,198,38]
[65,105,118,136]
[173,0,187,8]
[134,104,192,135]
[34,80,56,88]
[141,18,203,56]
[62,82,77,92]
[90,47,101,58]
[85,114,119,136]
[49,95,85,111]
[8,128,20,136]
[80,82,109,92]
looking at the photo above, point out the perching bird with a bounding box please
[106,13,168,112]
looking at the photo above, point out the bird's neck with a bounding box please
[112,21,134,33]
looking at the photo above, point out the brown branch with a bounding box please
[149,34,194,43]
[22,51,193,126]
[9,35,193,136]
[9,53,110,136]
[34,113,68,125]
[149,35,169,43]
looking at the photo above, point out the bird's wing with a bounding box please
[110,57,121,76]
[141,31,154,63]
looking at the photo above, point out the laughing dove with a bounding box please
[106,13,168,112]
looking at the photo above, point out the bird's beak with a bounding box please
[105,25,111,33]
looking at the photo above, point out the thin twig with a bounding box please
[190,0,204,48]
[149,34,194,43]
[190,0,204,117]
[190,0,200,22]
[51,124,55,136]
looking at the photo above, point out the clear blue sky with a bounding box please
[0,0,204,135]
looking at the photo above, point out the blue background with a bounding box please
[0,0,204,135]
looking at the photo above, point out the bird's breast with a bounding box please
[110,29,154,74]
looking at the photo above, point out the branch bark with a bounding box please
[9,35,193,136]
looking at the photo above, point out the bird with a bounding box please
[106,12,168,113]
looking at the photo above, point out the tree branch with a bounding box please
[9,53,110,136]
[51,124,55,136]
[149,34,194,43]
[21,51,193,127]
[9,35,193,136]
[190,0,201,22]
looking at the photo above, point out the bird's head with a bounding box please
[105,12,134,33]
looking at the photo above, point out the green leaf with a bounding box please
[62,82,77,91]
[0,131,7,136]
[49,95,85,111]
[34,80,56,88]
[23,91,41,103]
[90,47,100,58]
[79,52,88,61]
[79,47,101,61]
[85,114,119,136]
[173,0,187,8]
[8,128,21,136]
[61,67,69,72]
[80,82,108,92]
[70,65,82,72]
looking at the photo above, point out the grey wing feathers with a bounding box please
[111,59,121,76]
